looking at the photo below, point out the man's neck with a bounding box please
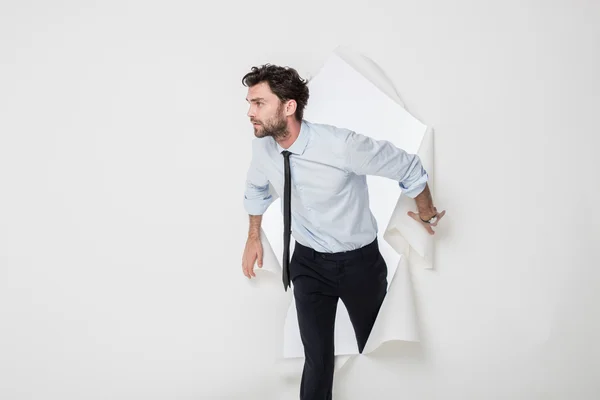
[276,118,302,150]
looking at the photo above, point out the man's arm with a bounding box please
[344,130,445,234]
[344,130,429,198]
[414,182,436,220]
[243,179,273,218]
[243,213,264,278]
[242,141,274,278]
[243,140,275,219]
[248,214,262,240]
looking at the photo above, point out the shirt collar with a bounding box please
[275,120,309,155]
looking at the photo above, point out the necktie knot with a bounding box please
[282,150,291,158]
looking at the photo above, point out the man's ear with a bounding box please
[285,100,297,117]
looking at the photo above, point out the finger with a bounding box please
[431,210,446,226]
[243,254,255,278]
[242,261,249,278]
[249,257,256,277]
[257,250,263,268]
[426,224,435,235]
[407,211,419,222]
[245,259,252,278]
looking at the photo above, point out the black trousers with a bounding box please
[290,237,388,400]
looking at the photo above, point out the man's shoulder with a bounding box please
[304,120,353,142]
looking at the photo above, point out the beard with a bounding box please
[252,106,289,140]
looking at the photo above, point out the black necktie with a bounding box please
[281,150,292,291]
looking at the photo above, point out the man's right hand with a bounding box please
[242,237,263,279]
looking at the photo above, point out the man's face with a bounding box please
[246,82,288,139]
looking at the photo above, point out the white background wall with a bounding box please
[1,1,599,399]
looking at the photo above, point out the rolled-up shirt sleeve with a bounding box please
[243,140,275,215]
[344,130,428,198]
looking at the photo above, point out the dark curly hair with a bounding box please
[242,64,310,121]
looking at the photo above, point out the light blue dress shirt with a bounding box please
[243,120,428,253]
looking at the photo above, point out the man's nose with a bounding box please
[247,106,255,118]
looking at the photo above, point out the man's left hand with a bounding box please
[407,207,446,235]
